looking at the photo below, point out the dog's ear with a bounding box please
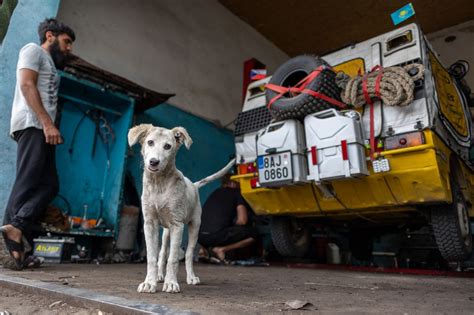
[128,124,153,146]
[172,127,193,149]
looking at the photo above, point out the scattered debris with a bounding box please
[48,300,62,308]
[284,300,314,310]
[58,275,78,280]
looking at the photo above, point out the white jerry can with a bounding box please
[304,109,368,182]
[256,119,308,187]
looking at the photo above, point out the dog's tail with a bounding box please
[194,158,236,189]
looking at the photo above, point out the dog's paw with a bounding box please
[187,275,200,285]
[157,273,165,283]
[137,281,157,293]
[162,280,180,293]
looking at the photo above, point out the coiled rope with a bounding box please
[335,64,425,108]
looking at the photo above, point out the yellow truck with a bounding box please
[233,23,473,262]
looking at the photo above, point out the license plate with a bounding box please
[257,152,293,185]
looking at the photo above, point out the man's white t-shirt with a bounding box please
[10,43,60,136]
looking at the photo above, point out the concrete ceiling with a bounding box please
[219,0,474,56]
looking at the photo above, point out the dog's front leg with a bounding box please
[157,228,170,282]
[163,222,184,293]
[186,219,201,285]
[137,215,159,293]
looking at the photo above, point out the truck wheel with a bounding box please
[265,55,342,121]
[271,216,310,258]
[431,165,473,262]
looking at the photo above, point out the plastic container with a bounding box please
[326,242,341,264]
[304,109,368,182]
[256,119,308,186]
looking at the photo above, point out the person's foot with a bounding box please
[198,246,209,258]
[0,225,23,261]
[211,247,226,261]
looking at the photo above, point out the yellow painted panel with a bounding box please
[429,51,469,137]
[240,182,321,216]
[332,58,365,77]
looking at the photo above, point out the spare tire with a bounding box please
[266,55,342,121]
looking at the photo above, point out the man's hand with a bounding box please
[43,124,63,145]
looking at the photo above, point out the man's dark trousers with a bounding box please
[3,127,59,240]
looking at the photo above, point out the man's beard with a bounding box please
[49,39,69,70]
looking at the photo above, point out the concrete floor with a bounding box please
[1,262,474,314]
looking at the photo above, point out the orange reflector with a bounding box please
[238,162,257,174]
[384,131,425,150]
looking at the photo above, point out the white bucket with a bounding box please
[326,242,341,264]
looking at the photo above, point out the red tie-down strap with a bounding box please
[362,66,384,161]
[265,66,347,110]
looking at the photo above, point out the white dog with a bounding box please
[128,124,235,293]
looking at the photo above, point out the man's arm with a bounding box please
[235,204,248,226]
[19,69,62,145]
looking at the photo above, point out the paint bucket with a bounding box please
[116,205,140,250]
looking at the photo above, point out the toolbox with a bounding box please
[33,236,75,263]
[256,119,308,186]
[304,109,368,182]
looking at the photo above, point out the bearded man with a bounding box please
[1,18,75,270]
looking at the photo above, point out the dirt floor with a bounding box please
[1,262,474,314]
[0,289,107,315]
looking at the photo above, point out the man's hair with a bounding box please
[38,18,75,44]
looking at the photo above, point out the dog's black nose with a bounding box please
[149,158,160,167]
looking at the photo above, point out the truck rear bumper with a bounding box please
[234,138,451,218]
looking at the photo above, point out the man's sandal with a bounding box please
[208,247,230,265]
[0,227,24,270]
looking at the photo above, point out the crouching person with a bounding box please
[198,174,258,263]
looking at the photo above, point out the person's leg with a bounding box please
[210,225,259,261]
[198,229,227,261]
[3,129,40,226]
[22,141,58,245]
[2,128,58,260]
[10,130,58,234]
[211,237,255,261]
[198,228,229,251]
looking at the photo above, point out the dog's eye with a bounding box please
[164,143,172,150]
[147,140,154,146]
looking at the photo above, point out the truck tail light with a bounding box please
[250,177,260,189]
[384,131,425,151]
[238,162,257,174]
